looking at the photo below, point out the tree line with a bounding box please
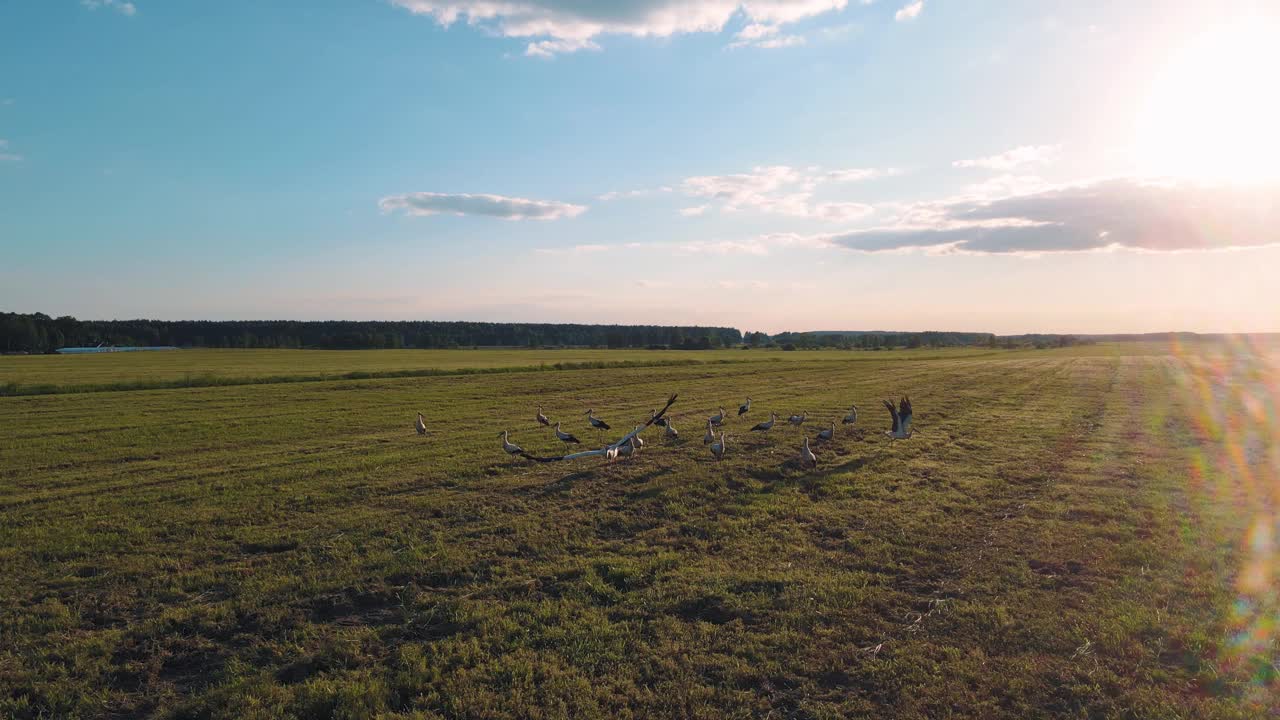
[766,330,998,350]
[0,313,744,353]
[0,312,1099,354]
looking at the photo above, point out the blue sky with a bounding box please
[2,1,1278,333]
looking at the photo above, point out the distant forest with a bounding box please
[0,313,744,353]
[1,311,1107,354]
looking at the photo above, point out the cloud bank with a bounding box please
[391,1,849,55]
[827,178,1280,255]
[380,192,587,220]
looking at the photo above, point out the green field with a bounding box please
[2,346,1276,718]
[0,347,999,396]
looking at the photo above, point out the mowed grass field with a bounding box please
[2,345,1277,718]
[0,347,993,396]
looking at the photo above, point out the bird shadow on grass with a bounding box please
[741,446,888,491]
[515,468,599,498]
[626,465,675,487]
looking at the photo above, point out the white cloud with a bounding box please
[894,1,922,22]
[0,139,21,163]
[679,164,893,220]
[754,34,806,48]
[825,178,1280,255]
[82,0,136,16]
[960,174,1052,200]
[536,243,610,255]
[679,204,710,216]
[682,165,804,208]
[391,1,848,55]
[953,144,1061,171]
[380,192,587,220]
[728,22,806,49]
[674,231,834,256]
[597,186,673,201]
[735,22,778,40]
[825,166,900,182]
[813,201,874,221]
[526,37,601,57]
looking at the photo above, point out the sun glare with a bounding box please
[1133,18,1280,183]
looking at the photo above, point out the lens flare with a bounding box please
[1173,335,1280,702]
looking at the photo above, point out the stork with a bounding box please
[585,409,611,432]
[616,436,638,458]
[665,420,679,440]
[710,432,726,462]
[415,413,427,435]
[709,407,727,427]
[816,421,835,442]
[536,406,551,427]
[553,422,581,444]
[631,426,645,449]
[703,420,716,444]
[499,430,523,455]
[842,404,858,425]
[883,396,914,439]
[738,397,752,416]
[605,445,620,463]
[751,412,777,432]
[649,409,669,428]
[788,410,807,426]
[799,436,817,469]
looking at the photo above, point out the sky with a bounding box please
[1,0,1278,334]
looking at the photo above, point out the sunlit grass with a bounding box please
[0,345,1274,717]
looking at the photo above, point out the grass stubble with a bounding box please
[0,346,1275,718]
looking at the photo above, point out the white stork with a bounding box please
[536,406,551,427]
[709,407,727,427]
[788,410,807,426]
[883,396,914,439]
[799,436,817,469]
[650,409,668,428]
[738,397,752,416]
[585,409,611,432]
[415,413,427,435]
[499,430,523,455]
[750,413,777,432]
[710,432,726,462]
[665,420,679,439]
[605,445,620,463]
[554,422,582,445]
[817,421,835,442]
[631,426,645,449]
[617,436,638,458]
[842,404,858,425]
[703,420,716,444]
